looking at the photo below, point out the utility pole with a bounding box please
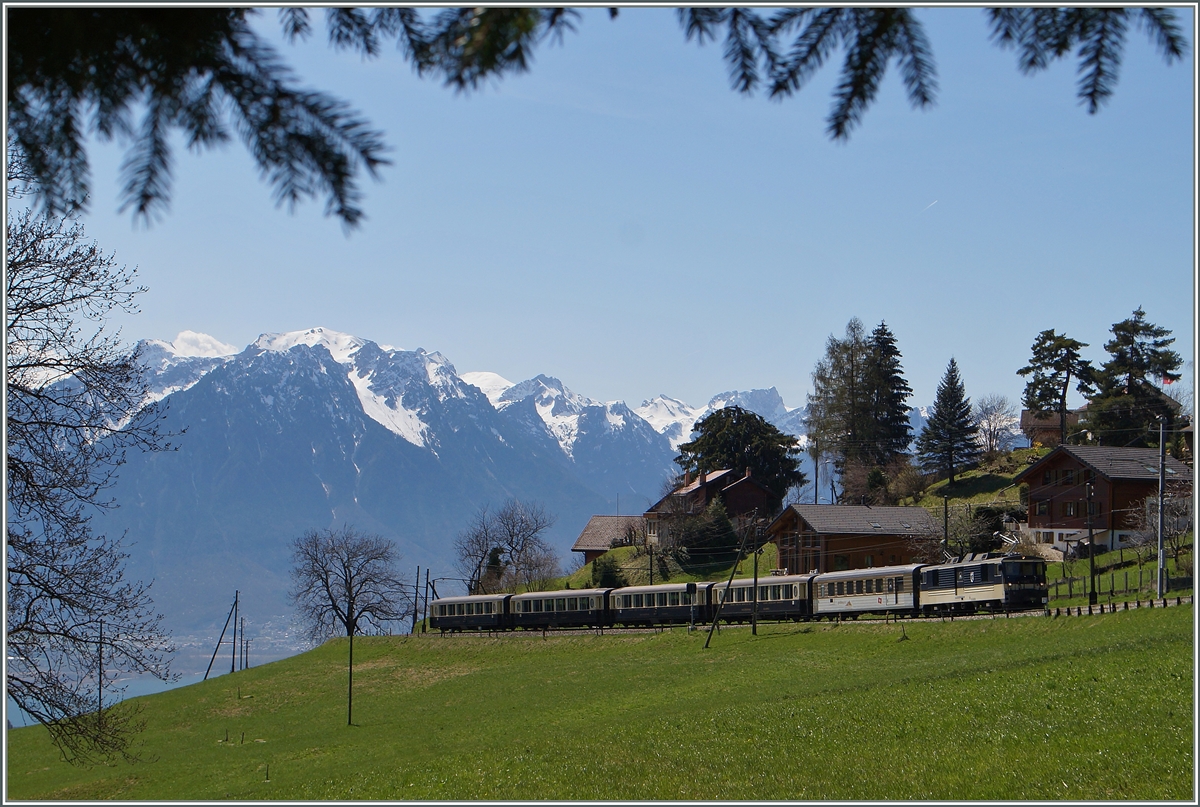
[1157,417,1167,598]
[1087,482,1097,606]
[943,496,949,552]
[411,566,420,634]
[649,544,653,586]
[813,438,819,504]
[205,594,238,680]
[239,617,246,670]
[98,619,103,718]
[705,509,755,649]
[230,590,238,674]
[427,566,436,638]
[751,535,760,636]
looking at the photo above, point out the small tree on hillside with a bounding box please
[916,359,981,483]
[290,527,411,726]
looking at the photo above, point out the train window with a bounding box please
[455,603,463,616]
[486,602,494,614]
[895,577,904,592]
[770,585,781,600]
[567,597,578,611]
[657,593,667,607]
[633,594,644,608]
[532,600,542,613]
[855,580,863,595]
[886,578,894,592]
[835,581,844,596]
[556,598,566,611]
[669,592,681,606]
[793,585,800,599]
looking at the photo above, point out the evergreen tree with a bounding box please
[1085,308,1183,446]
[675,406,805,509]
[678,499,739,562]
[1016,329,1096,444]
[806,318,870,470]
[916,359,980,482]
[864,321,914,464]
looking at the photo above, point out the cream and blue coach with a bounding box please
[812,564,922,618]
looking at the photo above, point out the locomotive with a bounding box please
[429,553,1048,632]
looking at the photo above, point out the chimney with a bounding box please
[698,470,707,485]
[683,471,692,487]
[744,467,752,479]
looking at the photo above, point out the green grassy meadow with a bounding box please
[8,604,1193,801]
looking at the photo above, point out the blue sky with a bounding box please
[79,7,1195,412]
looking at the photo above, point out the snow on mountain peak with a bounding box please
[461,371,515,406]
[253,327,368,364]
[149,330,239,358]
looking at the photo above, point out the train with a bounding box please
[429,552,1049,632]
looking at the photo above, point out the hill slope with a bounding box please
[7,607,1192,800]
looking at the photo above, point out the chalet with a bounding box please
[570,515,643,565]
[643,468,776,546]
[1013,444,1193,554]
[765,504,938,574]
[1019,408,1082,447]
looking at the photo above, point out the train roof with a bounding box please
[430,592,511,604]
[814,563,925,580]
[510,588,611,600]
[713,574,815,588]
[614,582,703,595]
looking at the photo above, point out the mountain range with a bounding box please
[100,327,932,665]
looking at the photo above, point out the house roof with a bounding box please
[1013,445,1193,485]
[770,504,938,536]
[570,515,643,553]
[1019,409,1081,430]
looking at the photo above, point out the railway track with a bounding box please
[423,595,1193,638]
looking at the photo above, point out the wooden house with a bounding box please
[570,515,644,564]
[765,504,938,575]
[1013,444,1193,554]
[643,468,777,546]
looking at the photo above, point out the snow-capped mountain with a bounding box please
[635,386,809,451]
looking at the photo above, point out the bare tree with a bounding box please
[973,393,1018,457]
[491,500,557,592]
[1127,482,1195,569]
[289,526,411,725]
[6,166,174,763]
[453,505,505,594]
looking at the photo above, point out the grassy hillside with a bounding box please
[7,606,1192,800]
[907,447,1049,510]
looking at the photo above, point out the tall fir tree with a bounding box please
[1016,329,1096,445]
[864,321,913,464]
[1085,307,1183,447]
[916,358,980,482]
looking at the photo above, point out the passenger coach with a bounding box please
[428,593,510,632]
[812,564,922,619]
[509,588,610,630]
[712,574,814,622]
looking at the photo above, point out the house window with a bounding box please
[865,555,874,568]
[1034,500,1049,516]
[1063,502,1079,517]
[1087,500,1102,517]
[647,521,657,537]
[1061,469,1074,486]
[1042,470,1054,485]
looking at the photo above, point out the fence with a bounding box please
[1050,569,1194,601]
